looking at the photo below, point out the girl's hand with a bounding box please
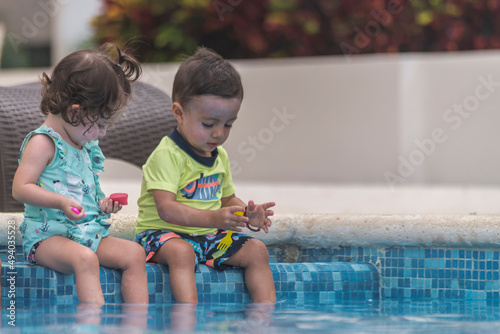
[215,206,249,232]
[246,200,275,233]
[62,198,86,221]
[99,197,122,214]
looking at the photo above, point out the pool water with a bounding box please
[3,298,500,333]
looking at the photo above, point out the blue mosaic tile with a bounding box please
[0,257,379,304]
[370,246,500,300]
[4,243,500,303]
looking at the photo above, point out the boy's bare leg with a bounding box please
[120,303,149,329]
[224,239,276,303]
[151,238,198,303]
[170,303,197,331]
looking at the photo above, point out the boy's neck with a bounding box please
[169,128,218,167]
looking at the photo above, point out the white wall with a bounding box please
[2,49,500,187]
[136,50,500,187]
[50,0,101,64]
[392,51,500,186]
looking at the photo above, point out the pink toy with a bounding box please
[71,207,86,217]
[110,193,128,205]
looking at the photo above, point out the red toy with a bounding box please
[110,193,128,205]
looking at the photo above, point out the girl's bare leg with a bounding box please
[35,236,105,304]
[96,236,148,304]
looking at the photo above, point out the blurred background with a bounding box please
[2,0,500,67]
[2,0,500,200]
[0,0,500,68]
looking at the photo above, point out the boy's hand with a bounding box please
[99,197,123,214]
[246,200,275,233]
[217,206,249,232]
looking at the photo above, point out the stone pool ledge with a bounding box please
[2,212,500,248]
[4,212,500,302]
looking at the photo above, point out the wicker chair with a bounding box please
[0,81,176,212]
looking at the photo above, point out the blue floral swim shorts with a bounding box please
[133,229,252,271]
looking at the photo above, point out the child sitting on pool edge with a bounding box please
[12,44,148,305]
[133,46,276,304]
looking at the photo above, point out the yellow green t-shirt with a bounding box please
[134,129,236,236]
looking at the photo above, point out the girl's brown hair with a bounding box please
[172,47,243,106]
[40,43,142,127]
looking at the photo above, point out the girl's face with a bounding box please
[174,95,241,157]
[66,105,115,148]
[69,119,109,148]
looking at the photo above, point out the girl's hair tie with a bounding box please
[114,45,123,67]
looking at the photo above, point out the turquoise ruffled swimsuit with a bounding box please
[18,126,111,262]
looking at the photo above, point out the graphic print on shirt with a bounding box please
[181,173,221,201]
[66,173,84,203]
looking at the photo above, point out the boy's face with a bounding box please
[174,95,241,157]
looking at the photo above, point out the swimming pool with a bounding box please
[2,185,500,332]
[3,297,500,333]
[3,235,500,332]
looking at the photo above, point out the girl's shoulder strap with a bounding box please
[33,125,62,140]
[24,125,61,141]
[18,125,62,163]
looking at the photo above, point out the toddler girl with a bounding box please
[12,44,148,305]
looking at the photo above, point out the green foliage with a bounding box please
[92,0,500,62]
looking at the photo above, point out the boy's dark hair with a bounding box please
[172,47,243,106]
[40,43,142,127]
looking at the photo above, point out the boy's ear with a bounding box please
[172,102,185,122]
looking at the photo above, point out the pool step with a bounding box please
[1,261,379,304]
